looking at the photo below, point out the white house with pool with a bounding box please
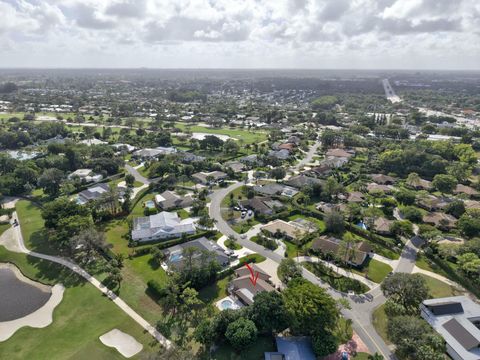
[131,211,196,242]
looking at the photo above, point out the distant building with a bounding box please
[80,138,108,146]
[68,169,103,183]
[421,296,480,360]
[131,211,196,242]
[192,171,227,185]
[77,183,110,205]
[133,147,177,160]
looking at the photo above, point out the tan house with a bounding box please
[261,219,309,239]
[326,148,355,158]
[347,191,365,203]
[373,217,394,235]
[370,174,396,185]
[454,184,479,197]
[423,212,457,229]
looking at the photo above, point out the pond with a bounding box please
[0,264,52,322]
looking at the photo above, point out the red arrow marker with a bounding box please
[245,263,259,287]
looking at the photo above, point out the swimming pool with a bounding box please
[169,253,183,263]
[145,200,155,209]
[220,299,234,310]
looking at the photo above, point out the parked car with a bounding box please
[241,211,247,218]
[247,209,253,216]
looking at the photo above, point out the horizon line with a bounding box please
[0,67,479,72]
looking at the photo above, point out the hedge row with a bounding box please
[131,230,217,256]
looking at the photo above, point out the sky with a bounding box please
[0,0,479,69]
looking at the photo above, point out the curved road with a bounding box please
[5,210,171,349]
[209,175,424,359]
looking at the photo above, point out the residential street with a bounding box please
[207,140,431,359]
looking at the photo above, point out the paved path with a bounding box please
[292,139,322,171]
[2,211,172,349]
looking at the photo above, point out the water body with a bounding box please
[0,266,52,322]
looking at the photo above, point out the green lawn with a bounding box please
[177,209,190,220]
[116,254,169,324]
[303,262,369,294]
[16,200,57,255]
[351,259,392,283]
[0,222,10,237]
[238,253,266,264]
[224,238,242,250]
[0,247,161,359]
[419,274,461,298]
[231,219,260,234]
[372,304,390,345]
[198,275,232,304]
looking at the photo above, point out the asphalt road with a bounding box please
[209,180,405,359]
[125,164,151,185]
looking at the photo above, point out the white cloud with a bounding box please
[0,0,478,69]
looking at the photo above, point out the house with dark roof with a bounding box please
[77,183,110,205]
[163,237,229,271]
[285,174,324,189]
[154,190,194,210]
[421,296,480,360]
[229,265,275,306]
[240,197,285,216]
[311,236,373,267]
[192,171,227,185]
[253,184,298,197]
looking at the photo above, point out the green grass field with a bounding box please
[0,247,161,359]
[304,262,369,294]
[15,200,57,255]
[352,259,392,283]
[0,222,10,237]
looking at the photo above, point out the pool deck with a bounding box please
[215,295,243,311]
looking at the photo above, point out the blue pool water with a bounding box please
[145,200,155,209]
[220,299,234,310]
[356,221,367,230]
[170,253,183,262]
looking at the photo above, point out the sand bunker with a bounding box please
[0,264,64,341]
[99,329,143,358]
